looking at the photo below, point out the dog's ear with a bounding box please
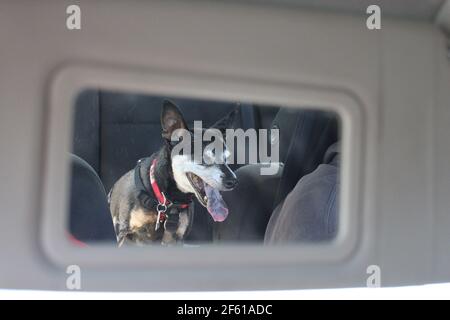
[211,103,241,133]
[161,100,188,140]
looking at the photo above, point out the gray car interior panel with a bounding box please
[0,0,449,291]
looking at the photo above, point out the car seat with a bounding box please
[265,142,340,243]
[215,108,339,242]
[69,154,116,243]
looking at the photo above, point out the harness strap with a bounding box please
[134,158,191,230]
[149,159,189,209]
[134,159,159,210]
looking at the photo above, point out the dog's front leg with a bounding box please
[161,230,177,246]
[161,212,189,245]
[176,212,189,240]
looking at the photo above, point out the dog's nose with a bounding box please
[223,176,238,189]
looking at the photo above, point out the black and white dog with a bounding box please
[109,100,238,246]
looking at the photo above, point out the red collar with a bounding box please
[149,159,190,210]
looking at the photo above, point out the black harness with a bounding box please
[134,158,193,233]
[134,158,159,211]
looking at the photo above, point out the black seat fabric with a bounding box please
[69,154,116,243]
[215,163,283,242]
[215,108,338,242]
[72,90,256,242]
[72,90,101,173]
[264,142,340,243]
[271,109,338,208]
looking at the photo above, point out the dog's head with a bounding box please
[161,100,238,222]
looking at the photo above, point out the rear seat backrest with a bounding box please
[98,92,255,192]
[72,90,101,173]
[73,90,256,192]
[69,153,116,242]
[272,109,339,208]
[72,90,256,243]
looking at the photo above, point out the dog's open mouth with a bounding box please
[186,173,229,222]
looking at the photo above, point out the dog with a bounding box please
[109,100,238,246]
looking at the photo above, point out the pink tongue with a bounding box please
[204,184,229,222]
